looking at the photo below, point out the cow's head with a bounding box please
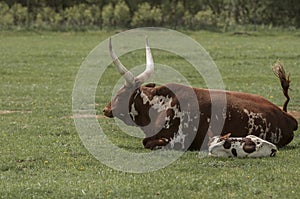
[103,37,154,125]
[208,134,277,158]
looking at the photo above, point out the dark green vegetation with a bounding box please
[0,31,299,198]
[1,0,300,30]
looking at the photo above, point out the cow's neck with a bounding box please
[129,85,180,127]
[128,87,152,127]
[129,86,188,148]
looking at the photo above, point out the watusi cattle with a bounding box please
[103,38,298,151]
[208,133,278,157]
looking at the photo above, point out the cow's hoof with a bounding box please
[144,138,170,150]
[142,138,151,147]
[144,140,156,150]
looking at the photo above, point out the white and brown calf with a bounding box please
[208,134,278,158]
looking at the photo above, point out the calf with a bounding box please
[208,133,278,157]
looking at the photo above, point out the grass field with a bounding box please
[0,30,300,198]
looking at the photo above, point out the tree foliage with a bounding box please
[0,0,299,30]
[102,3,114,28]
[131,2,162,27]
[114,1,131,27]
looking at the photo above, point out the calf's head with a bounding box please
[103,37,154,125]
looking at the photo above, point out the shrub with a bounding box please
[160,1,184,28]
[10,3,27,26]
[183,10,194,29]
[0,2,14,28]
[194,9,217,29]
[173,1,184,28]
[35,7,63,29]
[102,3,114,28]
[161,1,172,26]
[89,4,101,27]
[114,1,131,28]
[131,2,162,27]
[65,4,100,28]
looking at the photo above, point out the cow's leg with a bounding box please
[142,137,151,147]
[144,138,170,150]
[142,110,172,149]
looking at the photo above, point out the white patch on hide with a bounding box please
[129,103,138,121]
[243,109,283,144]
[140,91,187,149]
[222,107,227,119]
[164,116,171,129]
[271,128,283,144]
[208,135,277,158]
[243,109,281,142]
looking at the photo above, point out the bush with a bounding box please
[183,10,194,29]
[131,2,162,27]
[35,7,63,29]
[0,1,299,31]
[102,3,114,28]
[161,1,172,26]
[10,3,27,26]
[114,1,131,28]
[0,2,14,28]
[173,1,185,28]
[160,1,184,28]
[194,9,217,29]
[65,4,100,29]
[89,4,101,27]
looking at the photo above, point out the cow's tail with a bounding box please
[272,60,290,112]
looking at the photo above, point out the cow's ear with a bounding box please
[141,87,156,98]
[145,83,156,88]
[150,88,156,95]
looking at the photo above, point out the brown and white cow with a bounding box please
[103,38,298,151]
[208,133,278,157]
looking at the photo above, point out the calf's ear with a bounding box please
[220,132,231,141]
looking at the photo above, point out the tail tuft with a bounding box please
[272,60,290,112]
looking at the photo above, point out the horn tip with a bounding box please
[109,37,112,50]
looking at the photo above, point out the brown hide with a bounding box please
[112,83,298,150]
[219,90,298,147]
[129,83,201,150]
[104,39,297,150]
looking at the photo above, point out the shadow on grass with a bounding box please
[279,143,300,151]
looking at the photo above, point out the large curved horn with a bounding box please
[109,38,135,86]
[136,36,154,84]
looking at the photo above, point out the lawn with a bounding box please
[0,30,299,198]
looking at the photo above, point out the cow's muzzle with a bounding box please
[103,107,113,118]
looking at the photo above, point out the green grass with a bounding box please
[0,30,300,198]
